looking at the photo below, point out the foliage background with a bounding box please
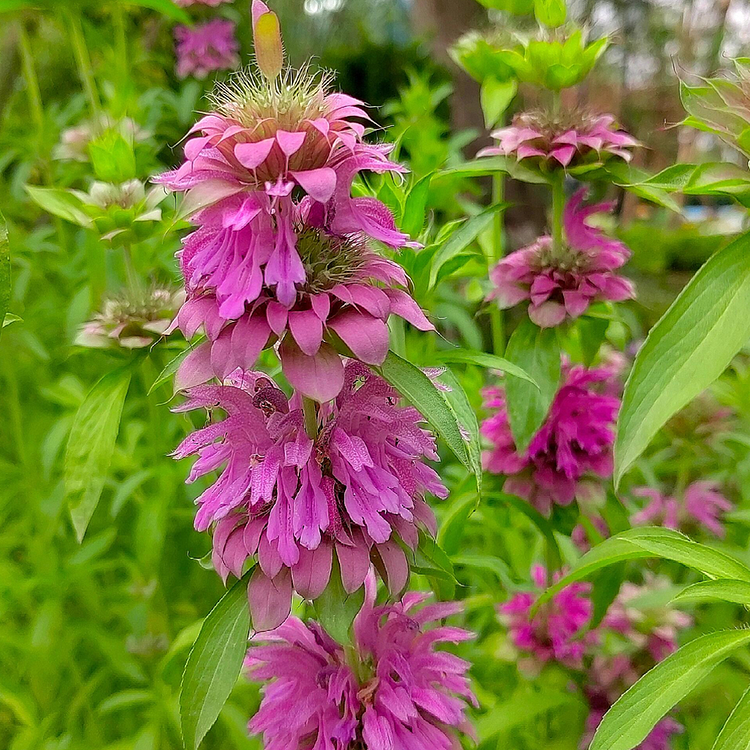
[3,1,750,749]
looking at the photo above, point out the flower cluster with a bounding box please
[479,110,638,170]
[482,362,620,514]
[159,0,428,401]
[631,481,732,538]
[488,189,634,327]
[246,575,477,750]
[173,361,447,630]
[502,570,689,750]
[500,564,594,671]
[174,19,240,80]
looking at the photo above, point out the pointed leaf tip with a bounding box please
[252,3,284,81]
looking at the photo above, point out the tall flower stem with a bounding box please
[303,397,318,440]
[17,22,43,134]
[490,172,506,354]
[66,11,102,118]
[551,175,565,256]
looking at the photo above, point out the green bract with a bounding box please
[499,30,608,90]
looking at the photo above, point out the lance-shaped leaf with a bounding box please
[180,570,252,750]
[615,230,750,487]
[65,368,131,542]
[672,579,750,606]
[591,630,750,750]
[713,687,750,750]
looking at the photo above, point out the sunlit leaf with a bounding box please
[713,686,750,750]
[180,571,252,750]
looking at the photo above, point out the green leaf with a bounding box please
[672,579,750,606]
[536,527,750,610]
[713,686,750,750]
[591,630,750,750]
[439,156,551,185]
[504,318,560,453]
[65,368,131,542]
[25,186,93,227]
[180,571,252,750]
[436,348,538,386]
[88,130,137,183]
[378,352,476,485]
[478,688,580,740]
[615,230,750,487]
[429,204,507,288]
[401,173,433,238]
[123,0,191,22]
[0,213,9,342]
[149,341,203,396]
[534,0,567,27]
[313,557,364,644]
[480,78,517,128]
[434,367,482,499]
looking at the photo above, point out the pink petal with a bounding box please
[328,310,389,365]
[375,539,408,594]
[385,289,434,331]
[288,308,324,356]
[234,139,275,169]
[291,542,333,600]
[231,314,271,370]
[248,568,292,632]
[175,341,214,391]
[291,167,337,203]
[275,130,307,157]
[336,541,371,594]
[279,338,344,403]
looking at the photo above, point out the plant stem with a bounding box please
[17,22,43,134]
[303,397,318,439]
[551,175,565,255]
[112,3,128,91]
[490,172,505,354]
[67,11,101,118]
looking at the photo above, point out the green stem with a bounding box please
[551,175,565,255]
[490,172,505,354]
[17,22,43,134]
[122,244,141,295]
[112,3,128,90]
[303,397,318,439]
[67,11,101,118]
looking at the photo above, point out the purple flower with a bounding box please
[174,19,240,80]
[482,363,620,514]
[500,565,594,670]
[631,481,732,538]
[245,575,477,750]
[172,362,447,630]
[478,110,638,169]
[172,226,432,402]
[488,189,634,327]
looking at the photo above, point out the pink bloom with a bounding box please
[488,189,634,327]
[246,576,477,750]
[478,110,638,169]
[172,362,447,630]
[571,516,609,552]
[500,565,594,670]
[482,363,620,514]
[631,481,732,538]
[174,19,239,80]
[172,227,432,402]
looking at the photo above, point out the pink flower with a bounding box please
[478,110,638,169]
[500,565,594,670]
[245,575,477,750]
[172,226,432,402]
[172,362,447,630]
[174,19,240,80]
[488,189,634,327]
[631,481,732,538]
[482,363,620,514]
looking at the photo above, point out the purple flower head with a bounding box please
[172,361,447,630]
[245,575,477,749]
[172,226,432,402]
[488,189,634,327]
[482,362,620,515]
[478,110,638,170]
[174,19,240,80]
[500,564,594,671]
[631,481,732,538]
[157,8,412,313]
